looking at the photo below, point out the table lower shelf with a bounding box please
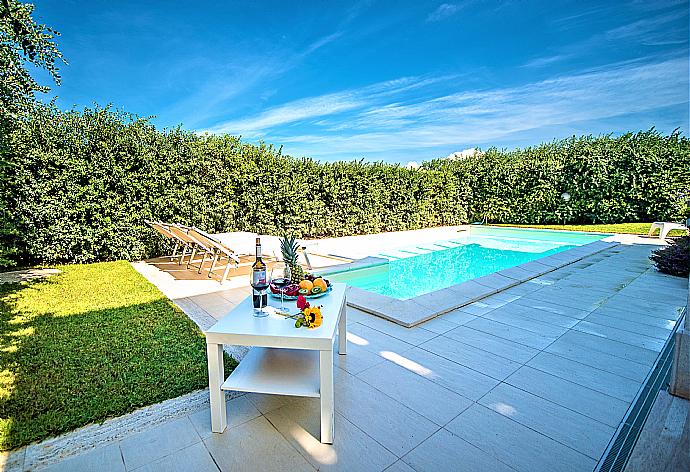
[221,347,321,398]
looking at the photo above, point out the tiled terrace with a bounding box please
[16,240,688,472]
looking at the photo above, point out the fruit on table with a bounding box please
[312,277,327,291]
[280,237,305,283]
[284,284,300,296]
[298,288,309,295]
[299,280,314,291]
[311,286,323,294]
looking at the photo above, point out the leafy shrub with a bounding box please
[426,130,690,224]
[650,236,690,278]
[0,103,688,268]
[0,104,467,266]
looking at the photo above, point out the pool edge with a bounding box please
[338,240,620,328]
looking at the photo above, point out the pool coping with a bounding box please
[319,239,620,328]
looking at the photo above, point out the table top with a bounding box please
[205,283,347,350]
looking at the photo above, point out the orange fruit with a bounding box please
[313,278,327,291]
[299,280,314,291]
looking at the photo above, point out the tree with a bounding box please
[0,0,64,267]
[0,0,65,122]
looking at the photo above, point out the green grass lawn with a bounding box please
[0,261,235,451]
[494,222,688,236]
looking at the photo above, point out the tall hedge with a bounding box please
[0,104,688,267]
[425,131,690,225]
[0,105,467,266]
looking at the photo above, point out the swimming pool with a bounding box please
[327,227,609,300]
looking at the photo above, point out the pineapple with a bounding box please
[280,236,305,283]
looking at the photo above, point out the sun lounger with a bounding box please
[210,232,317,269]
[187,227,241,284]
[648,220,689,240]
[168,224,212,269]
[145,220,190,263]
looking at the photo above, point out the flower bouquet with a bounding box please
[293,295,323,328]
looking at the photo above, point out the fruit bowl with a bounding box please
[269,285,332,300]
[268,275,331,300]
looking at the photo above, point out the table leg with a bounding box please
[338,299,347,355]
[206,342,227,433]
[320,349,334,444]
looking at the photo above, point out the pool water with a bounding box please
[327,227,608,300]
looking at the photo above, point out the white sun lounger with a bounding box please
[187,227,242,284]
[648,220,689,240]
[145,220,191,263]
[210,232,316,270]
[168,224,213,269]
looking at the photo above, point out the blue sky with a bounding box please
[34,0,689,163]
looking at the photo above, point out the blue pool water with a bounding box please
[327,227,608,300]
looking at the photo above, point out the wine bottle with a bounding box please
[251,237,268,309]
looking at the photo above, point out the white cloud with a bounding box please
[247,56,688,159]
[426,3,463,22]
[205,75,456,136]
[446,148,480,160]
[521,54,570,68]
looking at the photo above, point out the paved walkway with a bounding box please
[17,241,689,472]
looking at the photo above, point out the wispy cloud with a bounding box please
[521,54,571,68]
[163,31,346,128]
[209,56,688,161]
[205,75,456,135]
[426,3,464,22]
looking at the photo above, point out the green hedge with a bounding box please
[425,131,690,224]
[0,105,467,266]
[0,104,688,267]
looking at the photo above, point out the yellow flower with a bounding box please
[303,306,323,328]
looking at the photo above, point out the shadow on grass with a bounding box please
[0,264,236,451]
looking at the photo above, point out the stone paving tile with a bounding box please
[334,369,439,456]
[132,442,218,472]
[265,397,397,472]
[545,337,651,382]
[464,317,557,350]
[473,273,518,291]
[418,316,461,334]
[419,335,523,380]
[521,287,610,311]
[384,460,417,472]
[443,325,539,363]
[573,321,667,352]
[479,383,616,459]
[355,315,439,346]
[402,428,517,472]
[187,395,261,440]
[119,417,201,470]
[447,404,597,472]
[0,450,24,472]
[39,444,124,472]
[582,312,673,340]
[556,330,659,365]
[492,302,583,327]
[602,295,685,320]
[343,306,374,324]
[204,416,315,472]
[527,352,642,402]
[346,322,415,355]
[498,281,544,297]
[333,341,387,375]
[397,347,500,400]
[481,309,569,338]
[357,360,473,425]
[505,366,630,428]
[588,305,677,330]
[442,309,478,324]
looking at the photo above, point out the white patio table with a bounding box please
[204,283,347,444]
